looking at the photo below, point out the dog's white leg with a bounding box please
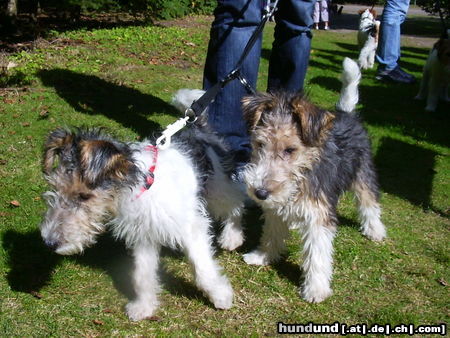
[205,148,246,251]
[353,171,386,241]
[415,68,429,100]
[182,213,233,310]
[218,206,245,251]
[300,209,336,303]
[358,46,370,70]
[425,75,440,112]
[368,48,376,69]
[126,242,161,321]
[243,211,289,266]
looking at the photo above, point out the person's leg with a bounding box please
[376,0,409,72]
[203,0,264,164]
[321,0,329,29]
[267,0,315,92]
[313,1,320,29]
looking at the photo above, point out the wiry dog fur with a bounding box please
[241,58,386,303]
[39,94,247,321]
[357,9,380,70]
[415,34,450,112]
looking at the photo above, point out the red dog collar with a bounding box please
[135,145,158,199]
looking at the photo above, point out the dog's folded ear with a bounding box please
[43,128,74,174]
[241,93,277,131]
[79,140,133,188]
[290,95,335,147]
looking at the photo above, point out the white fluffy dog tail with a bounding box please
[336,57,361,114]
[171,88,206,113]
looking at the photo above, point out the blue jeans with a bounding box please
[376,0,410,71]
[203,0,314,162]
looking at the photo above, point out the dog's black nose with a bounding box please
[44,239,59,251]
[255,189,270,200]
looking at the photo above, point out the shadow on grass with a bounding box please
[2,230,61,293]
[375,137,446,216]
[2,230,136,298]
[2,230,229,306]
[309,75,450,148]
[38,69,178,137]
[0,13,149,52]
[329,12,359,30]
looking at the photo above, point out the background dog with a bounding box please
[39,93,246,320]
[357,9,380,70]
[241,58,386,303]
[415,34,450,112]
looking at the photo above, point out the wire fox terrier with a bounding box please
[241,58,386,303]
[357,9,380,70]
[39,90,246,321]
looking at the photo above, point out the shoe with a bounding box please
[324,26,329,30]
[375,66,416,84]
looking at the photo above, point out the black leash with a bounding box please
[187,0,280,120]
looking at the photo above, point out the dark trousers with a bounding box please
[203,0,314,162]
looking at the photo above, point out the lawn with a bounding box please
[0,13,449,336]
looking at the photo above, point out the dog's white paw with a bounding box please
[211,283,233,310]
[300,284,333,303]
[243,250,270,266]
[207,277,233,310]
[126,300,158,321]
[424,105,437,112]
[219,225,244,251]
[362,222,386,242]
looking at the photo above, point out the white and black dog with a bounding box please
[39,91,246,321]
[415,33,450,112]
[357,8,380,70]
[241,58,386,303]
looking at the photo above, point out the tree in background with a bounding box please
[417,0,449,19]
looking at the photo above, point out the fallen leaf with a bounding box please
[7,61,18,70]
[30,291,43,299]
[438,278,448,286]
[102,308,113,313]
[10,200,20,207]
[22,122,31,127]
[39,110,49,118]
[93,319,104,325]
[146,315,162,321]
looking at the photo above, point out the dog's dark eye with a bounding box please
[284,147,297,155]
[78,192,93,201]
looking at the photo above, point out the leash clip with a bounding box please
[156,116,189,149]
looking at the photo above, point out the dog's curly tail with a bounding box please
[336,57,361,114]
[171,89,206,114]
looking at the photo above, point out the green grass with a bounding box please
[1,14,449,336]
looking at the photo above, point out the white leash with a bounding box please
[155,108,197,149]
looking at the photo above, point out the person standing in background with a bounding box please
[203,0,315,177]
[313,0,330,30]
[375,0,416,83]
